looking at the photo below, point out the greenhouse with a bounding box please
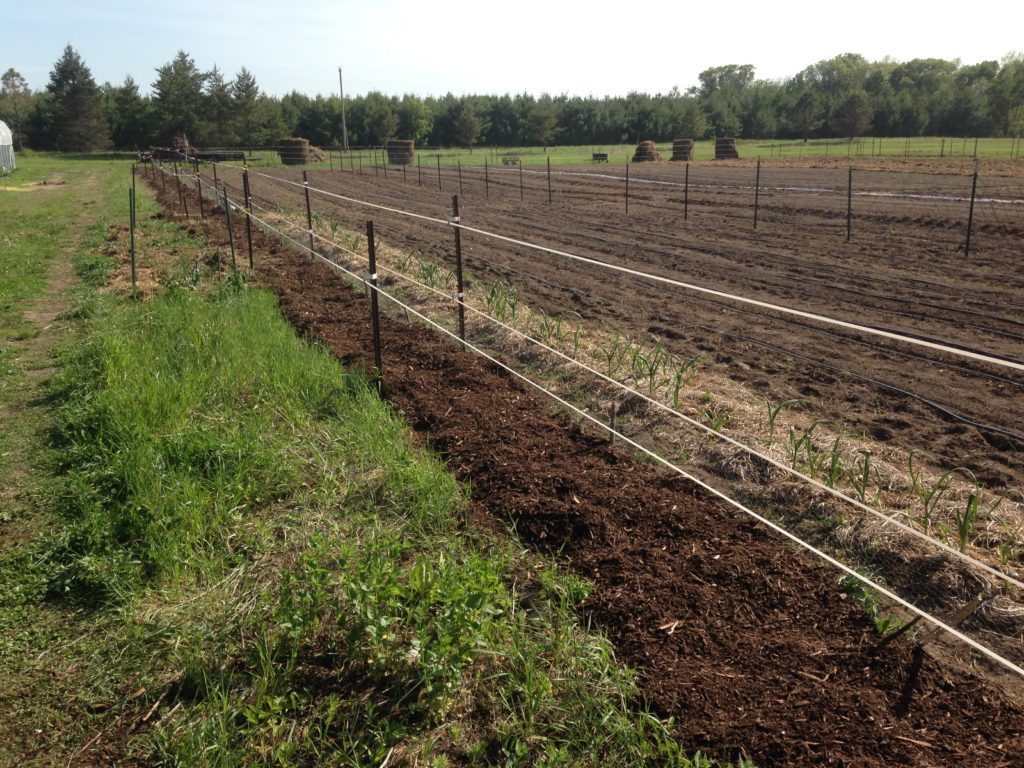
[0,120,14,172]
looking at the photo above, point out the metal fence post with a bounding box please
[366,220,383,381]
[847,167,853,242]
[965,161,979,258]
[451,195,466,342]
[242,169,254,269]
[303,170,315,259]
[753,157,761,229]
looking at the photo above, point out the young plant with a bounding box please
[915,470,955,536]
[955,491,980,553]
[702,406,731,433]
[764,398,802,442]
[824,436,845,489]
[849,450,880,505]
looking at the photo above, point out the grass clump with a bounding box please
[41,204,731,763]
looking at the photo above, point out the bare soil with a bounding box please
[214,159,1024,495]
[146,168,1024,767]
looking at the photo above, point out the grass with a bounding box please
[2,154,743,765]
[227,136,1024,170]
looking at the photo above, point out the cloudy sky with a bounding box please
[6,0,1021,97]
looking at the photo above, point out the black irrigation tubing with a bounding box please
[483,209,1024,340]
[482,254,1024,392]
[469,212,1024,357]
[582,214,1024,314]
[321,169,1024,319]
[476,256,1024,443]
[190,162,1024,442]
[238,165,1024,372]
[271,172,1024,349]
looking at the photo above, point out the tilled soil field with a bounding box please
[213,158,1024,494]
[146,169,1024,766]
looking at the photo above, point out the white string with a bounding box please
[291,216,1024,592]
[244,168,1024,373]
[170,162,1024,585]
[237,200,1024,681]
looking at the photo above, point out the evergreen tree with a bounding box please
[203,66,236,146]
[107,76,151,149]
[232,68,263,146]
[43,45,108,151]
[152,51,206,145]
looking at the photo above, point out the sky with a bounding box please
[5,0,1022,98]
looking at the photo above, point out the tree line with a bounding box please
[2,47,1023,153]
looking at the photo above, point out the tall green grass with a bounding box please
[48,260,733,764]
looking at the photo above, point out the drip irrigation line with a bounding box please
[187,166,1024,439]
[483,254,1024,393]
[239,202,1024,681]
[481,208,1024,340]
[294,214,1024,592]
[244,167,1024,374]
[532,214,1024,332]
[239,169,1024,441]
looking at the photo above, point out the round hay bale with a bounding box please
[631,140,661,162]
[278,137,310,165]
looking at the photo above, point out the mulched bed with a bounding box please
[146,173,1024,767]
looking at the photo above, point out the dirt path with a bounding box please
[146,172,1024,767]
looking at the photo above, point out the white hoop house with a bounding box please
[0,120,14,172]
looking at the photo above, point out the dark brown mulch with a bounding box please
[147,173,1024,768]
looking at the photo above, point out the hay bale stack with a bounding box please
[714,137,739,160]
[671,138,694,161]
[278,137,311,165]
[309,146,328,162]
[386,139,415,165]
[631,140,661,162]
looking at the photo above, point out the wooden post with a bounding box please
[753,157,761,229]
[458,160,463,194]
[485,159,489,199]
[417,154,422,185]
[437,155,442,191]
[519,160,524,202]
[303,170,315,259]
[965,160,979,258]
[366,220,383,380]
[242,169,254,269]
[452,195,466,342]
[213,162,219,192]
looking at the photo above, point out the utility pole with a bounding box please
[338,67,350,153]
